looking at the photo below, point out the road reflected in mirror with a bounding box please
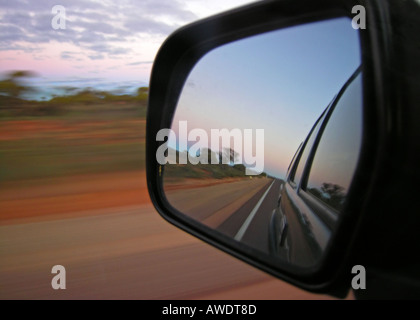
[162,17,362,268]
[165,172,280,255]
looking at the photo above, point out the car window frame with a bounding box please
[296,68,363,224]
[287,105,331,190]
[286,142,302,177]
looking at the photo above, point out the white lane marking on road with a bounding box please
[234,180,276,241]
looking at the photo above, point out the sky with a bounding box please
[1,1,362,179]
[170,17,361,178]
[0,0,258,96]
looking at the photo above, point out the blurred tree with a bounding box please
[136,87,149,101]
[320,182,346,210]
[0,70,36,99]
[137,87,149,94]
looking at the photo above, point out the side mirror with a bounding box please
[146,0,410,298]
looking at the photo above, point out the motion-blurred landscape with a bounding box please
[0,71,333,299]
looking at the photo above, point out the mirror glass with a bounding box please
[159,17,362,268]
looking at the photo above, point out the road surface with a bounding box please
[166,178,282,254]
[0,172,339,299]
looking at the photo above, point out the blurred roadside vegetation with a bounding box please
[0,70,265,183]
[0,70,148,182]
[0,70,148,118]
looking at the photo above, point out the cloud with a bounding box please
[60,52,74,60]
[88,54,104,60]
[124,16,173,35]
[0,0,255,87]
[60,51,84,61]
[0,0,198,58]
[126,61,154,66]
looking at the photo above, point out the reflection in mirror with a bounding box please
[160,17,362,268]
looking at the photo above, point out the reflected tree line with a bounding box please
[308,182,346,211]
[164,147,267,180]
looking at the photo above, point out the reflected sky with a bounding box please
[169,17,361,178]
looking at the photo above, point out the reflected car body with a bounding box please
[270,68,363,267]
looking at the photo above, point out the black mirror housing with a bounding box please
[146,0,420,298]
